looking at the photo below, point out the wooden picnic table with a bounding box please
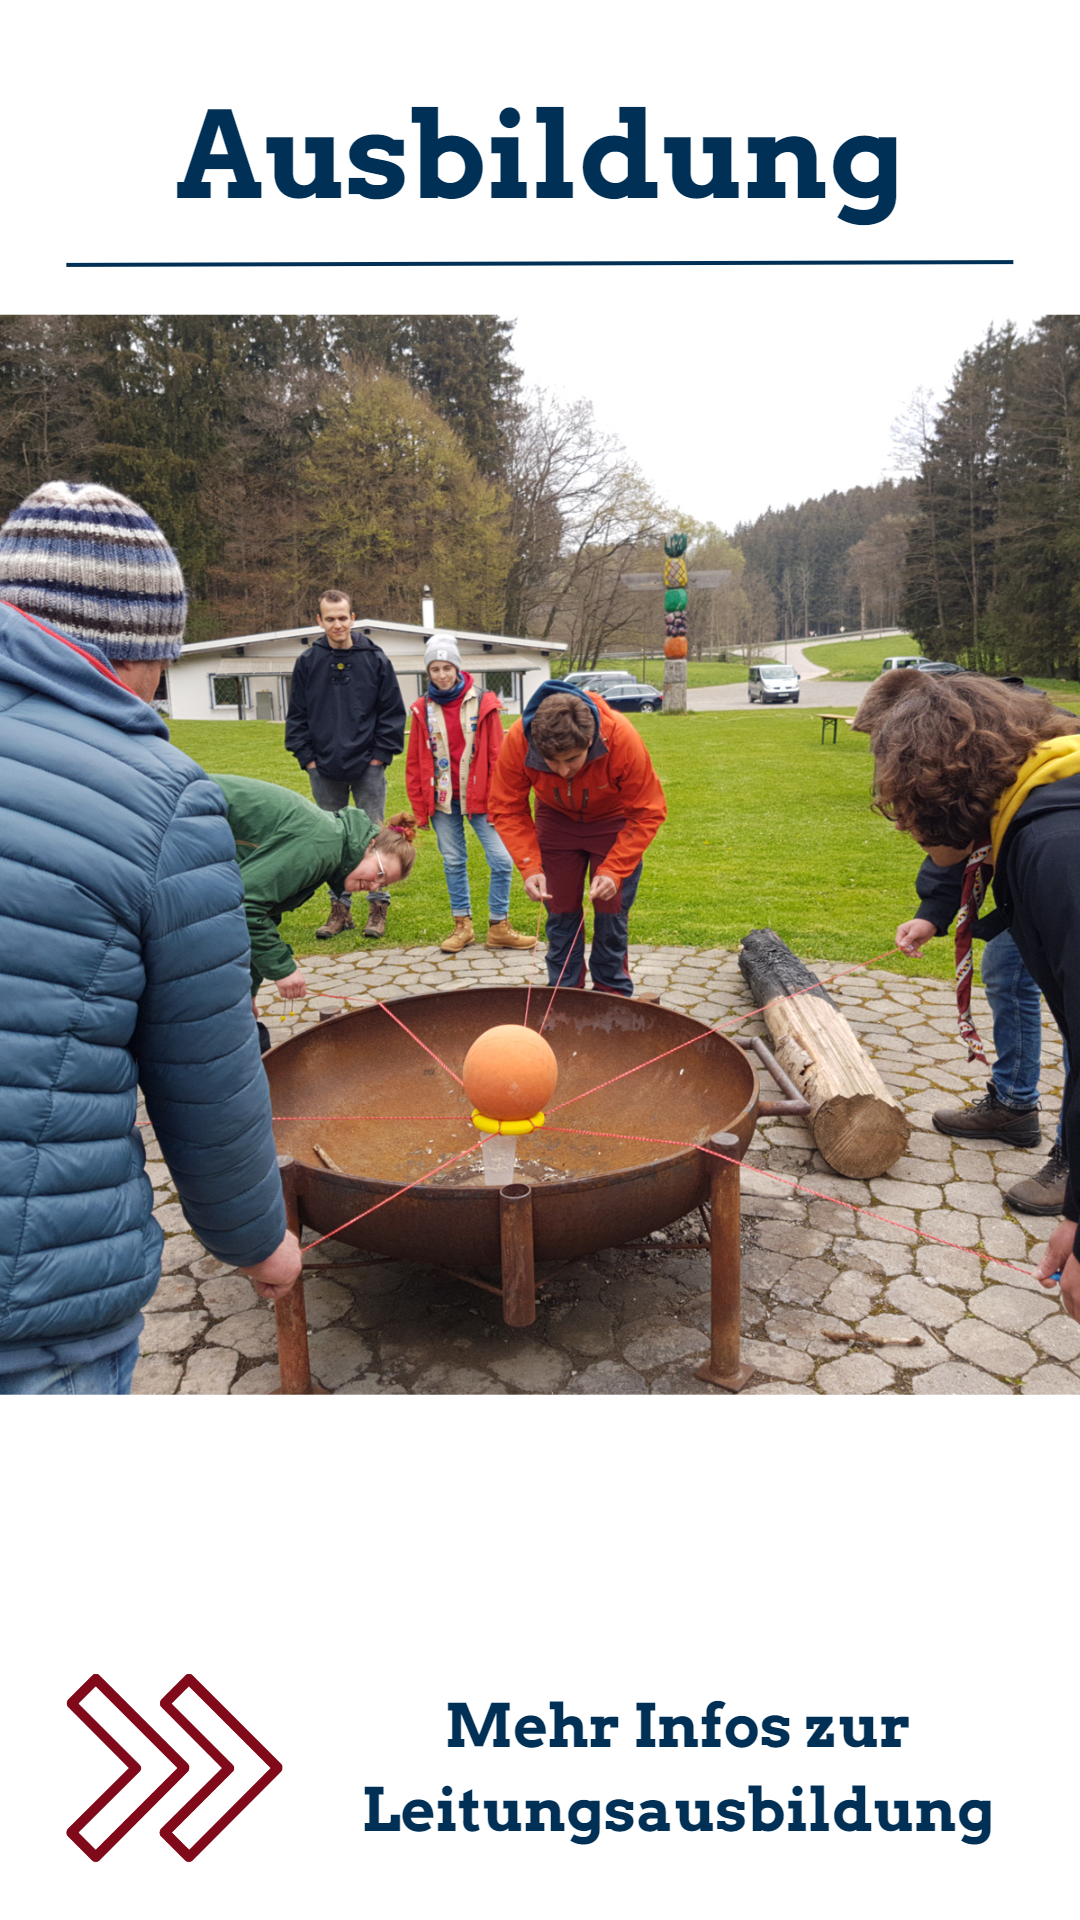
[818,712,851,744]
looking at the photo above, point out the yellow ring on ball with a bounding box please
[470,1110,546,1135]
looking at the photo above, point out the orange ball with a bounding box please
[664,636,688,659]
[462,1025,559,1121]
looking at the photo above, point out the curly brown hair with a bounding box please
[852,671,1079,847]
[530,692,596,761]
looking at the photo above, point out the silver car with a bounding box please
[748,664,801,704]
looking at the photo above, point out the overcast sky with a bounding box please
[511,288,1029,533]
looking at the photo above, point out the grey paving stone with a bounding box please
[820,1272,882,1322]
[885,1275,967,1328]
[152,1202,190,1235]
[204,1308,278,1359]
[885,1157,946,1189]
[621,1322,708,1371]
[743,1381,819,1395]
[565,1361,649,1395]
[144,1274,197,1313]
[1031,1314,1080,1362]
[549,1301,615,1357]
[912,1362,1012,1395]
[190,1253,235,1281]
[200,1272,260,1318]
[138,1310,208,1354]
[979,1218,1029,1260]
[412,1364,507,1394]
[159,1233,204,1274]
[131,1353,181,1394]
[844,1239,915,1277]
[334,1377,409,1394]
[1021,1364,1080,1395]
[753,1220,830,1260]
[945,1320,1037,1377]
[764,1306,851,1353]
[648,1362,717,1394]
[945,1180,1004,1215]
[852,1208,917,1247]
[817,1352,895,1394]
[180,1348,238,1395]
[303,1276,356,1328]
[308,1328,374,1389]
[914,1242,984,1289]
[917,1208,980,1248]
[969,1285,1056,1335]
[231,1362,282,1395]
[489,1346,572,1393]
[739,1339,815,1384]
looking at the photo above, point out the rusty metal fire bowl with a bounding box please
[265,987,758,1268]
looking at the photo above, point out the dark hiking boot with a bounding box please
[932,1082,1041,1148]
[1005,1139,1069,1215]
[363,899,388,939]
[316,898,354,939]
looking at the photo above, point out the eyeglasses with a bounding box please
[372,857,386,886]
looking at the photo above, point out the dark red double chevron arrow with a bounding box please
[67,1673,282,1861]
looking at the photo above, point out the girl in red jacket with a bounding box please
[405,634,536,953]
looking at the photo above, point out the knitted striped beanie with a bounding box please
[0,480,187,660]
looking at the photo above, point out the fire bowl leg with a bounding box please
[500,1183,536,1328]
[695,1131,754,1393]
[274,1154,328,1395]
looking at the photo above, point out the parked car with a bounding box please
[563,669,636,690]
[880,654,923,673]
[600,677,663,713]
[748,664,800,704]
[915,660,967,675]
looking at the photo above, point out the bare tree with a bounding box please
[501,387,667,665]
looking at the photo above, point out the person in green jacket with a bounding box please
[215,776,416,1002]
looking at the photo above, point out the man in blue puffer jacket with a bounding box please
[0,480,300,1394]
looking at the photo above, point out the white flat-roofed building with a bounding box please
[162,612,567,724]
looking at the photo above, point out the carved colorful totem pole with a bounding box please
[662,531,689,713]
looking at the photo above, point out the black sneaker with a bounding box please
[932,1081,1041,1148]
[1005,1139,1069,1215]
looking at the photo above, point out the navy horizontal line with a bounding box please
[66,257,1015,270]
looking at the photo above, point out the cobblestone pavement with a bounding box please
[134,942,1077,1398]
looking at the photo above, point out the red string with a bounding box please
[376,997,464,1085]
[546,1125,1041,1284]
[300,1141,482,1251]
[522,901,546,1029]
[538,912,588,1033]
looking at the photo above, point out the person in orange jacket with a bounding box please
[487,679,667,995]
[405,633,537,953]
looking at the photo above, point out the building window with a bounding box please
[483,669,518,703]
[210,673,250,711]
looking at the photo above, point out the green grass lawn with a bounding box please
[804,637,919,679]
[601,655,749,688]
[168,711,957,979]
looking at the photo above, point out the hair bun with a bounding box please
[387,811,417,842]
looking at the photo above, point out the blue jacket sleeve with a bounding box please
[133,774,286,1266]
[373,651,407,764]
[284,653,315,771]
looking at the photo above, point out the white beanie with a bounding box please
[424,630,461,671]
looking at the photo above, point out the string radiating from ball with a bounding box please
[462,1025,558,1122]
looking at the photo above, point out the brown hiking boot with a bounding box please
[486,918,537,950]
[362,899,388,939]
[316,898,354,939]
[1005,1139,1068,1215]
[932,1082,1040,1149]
[441,916,474,952]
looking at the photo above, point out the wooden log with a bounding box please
[738,928,910,1179]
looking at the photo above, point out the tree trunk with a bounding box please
[739,929,910,1178]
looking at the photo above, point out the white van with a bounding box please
[880,655,922,673]
[748,663,800,704]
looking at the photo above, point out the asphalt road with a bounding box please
[686,678,873,712]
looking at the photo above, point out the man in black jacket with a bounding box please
[285,589,406,939]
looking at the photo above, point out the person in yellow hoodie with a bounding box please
[853,671,1080,1323]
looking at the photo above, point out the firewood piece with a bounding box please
[739,928,911,1179]
[312,1142,345,1173]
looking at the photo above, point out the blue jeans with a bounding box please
[982,929,1068,1137]
[430,802,513,920]
[309,765,389,906]
[0,1336,140,1396]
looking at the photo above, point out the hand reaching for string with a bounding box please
[278,967,308,999]
[524,871,552,903]
[589,872,618,904]
[1038,1221,1080,1323]
[895,917,938,958]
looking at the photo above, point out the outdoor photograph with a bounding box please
[1,310,1078,1398]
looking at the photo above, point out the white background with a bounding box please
[1,2,1077,1910]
